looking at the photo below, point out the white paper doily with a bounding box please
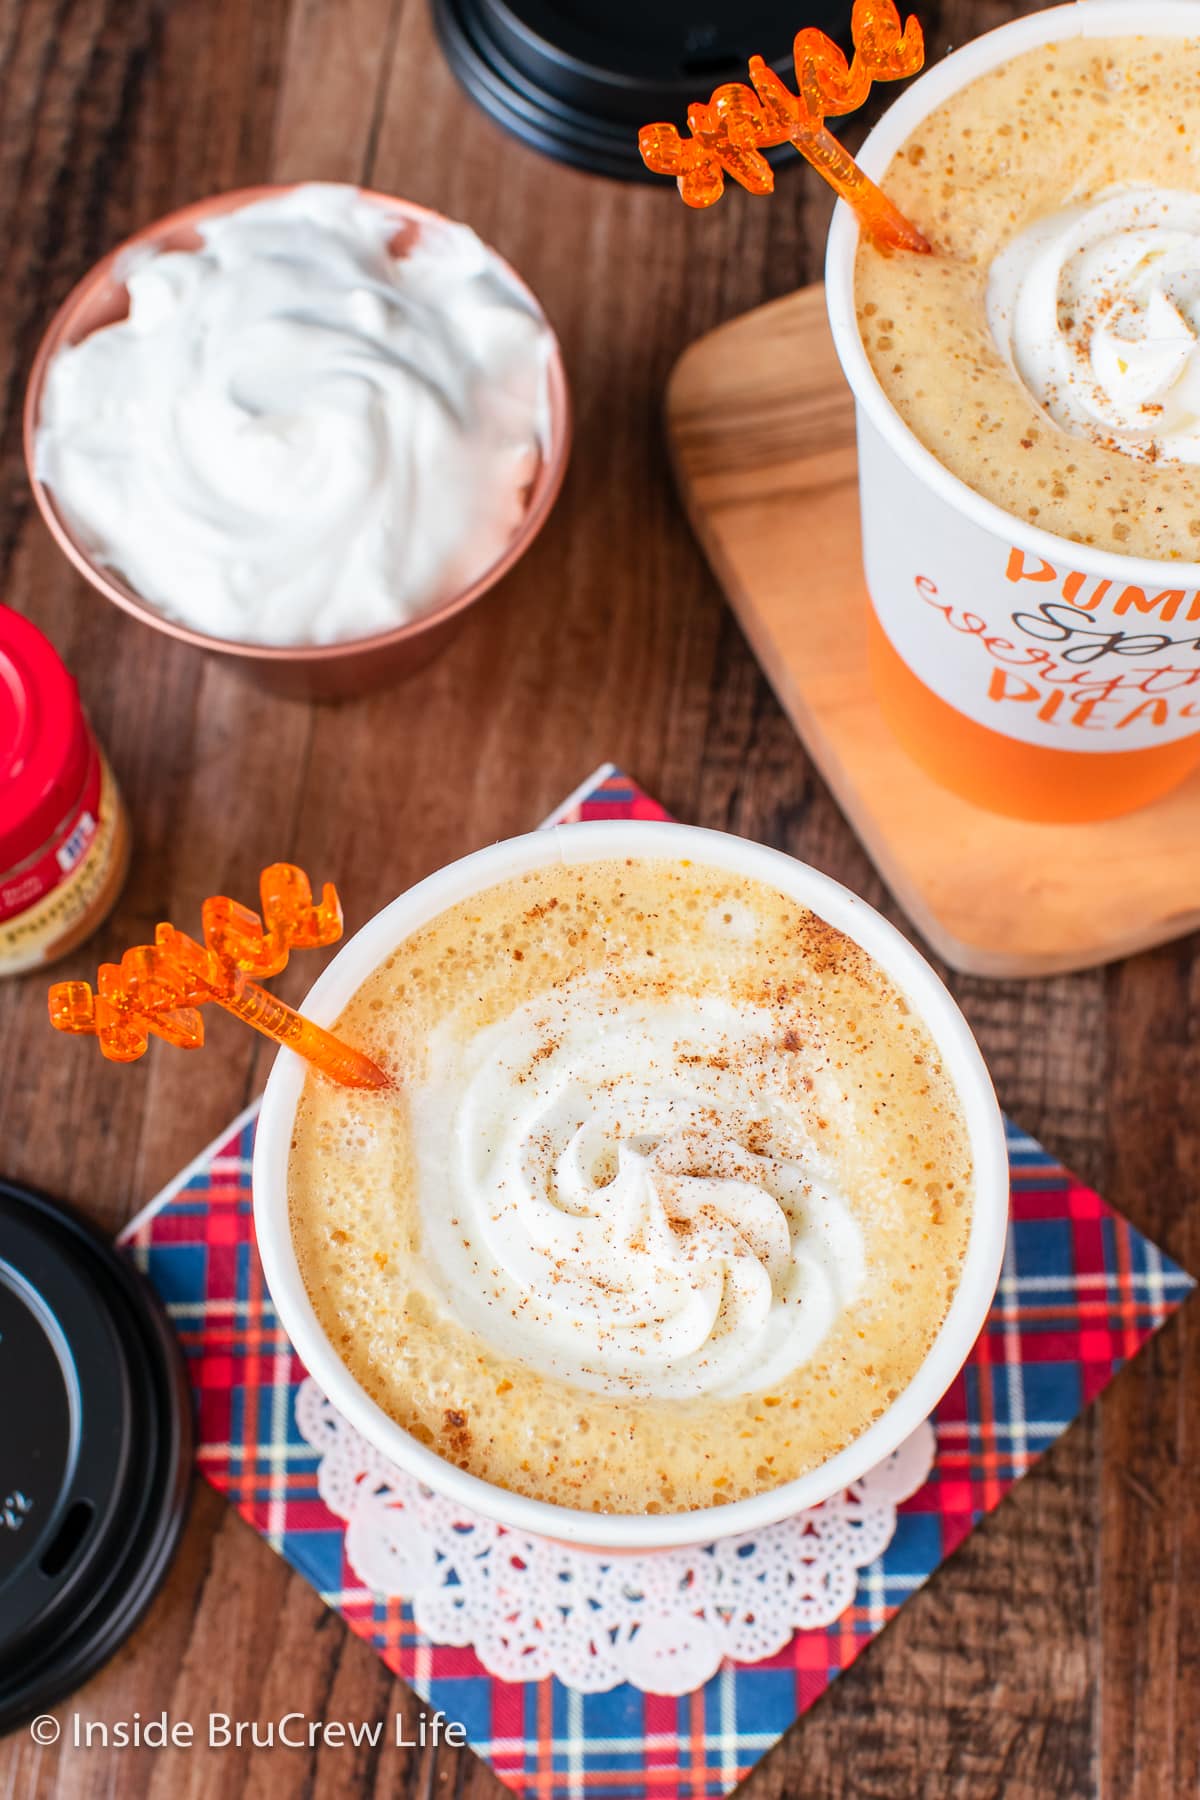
[295,1378,934,1696]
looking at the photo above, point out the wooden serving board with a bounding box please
[666,283,1200,978]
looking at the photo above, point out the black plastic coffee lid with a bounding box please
[432,0,855,181]
[0,1180,192,1735]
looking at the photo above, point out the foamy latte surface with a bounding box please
[857,34,1200,559]
[289,858,973,1514]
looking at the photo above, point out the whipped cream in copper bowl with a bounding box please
[33,184,555,649]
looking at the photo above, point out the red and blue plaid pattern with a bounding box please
[121,768,1194,1799]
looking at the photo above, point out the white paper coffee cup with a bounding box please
[253,819,1009,1551]
[826,2,1200,767]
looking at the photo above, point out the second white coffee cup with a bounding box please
[825,0,1200,818]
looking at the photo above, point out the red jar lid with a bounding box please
[0,606,91,874]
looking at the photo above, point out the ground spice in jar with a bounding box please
[0,605,130,975]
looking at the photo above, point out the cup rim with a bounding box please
[252,819,1010,1551]
[824,0,1200,586]
[22,182,572,663]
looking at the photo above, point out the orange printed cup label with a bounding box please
[857,416,1200,754]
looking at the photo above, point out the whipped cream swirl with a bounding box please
[987,187,1200,463]
[35,184,552,645]
[411,981,864,1400]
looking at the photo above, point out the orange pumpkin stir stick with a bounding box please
[48,862,392,1090]
[639,0,931,253]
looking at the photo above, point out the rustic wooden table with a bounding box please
[1,1,1195,1794]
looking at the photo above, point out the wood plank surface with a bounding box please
[0,2,1194,1796]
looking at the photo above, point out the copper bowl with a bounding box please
[23,185,571,702]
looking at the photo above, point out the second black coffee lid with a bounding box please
[433,0,855,181]
[0,1181,193,1734]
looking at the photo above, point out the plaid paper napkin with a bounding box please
[121,765,1194,1799]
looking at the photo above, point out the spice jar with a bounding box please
[0,605,131,975]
